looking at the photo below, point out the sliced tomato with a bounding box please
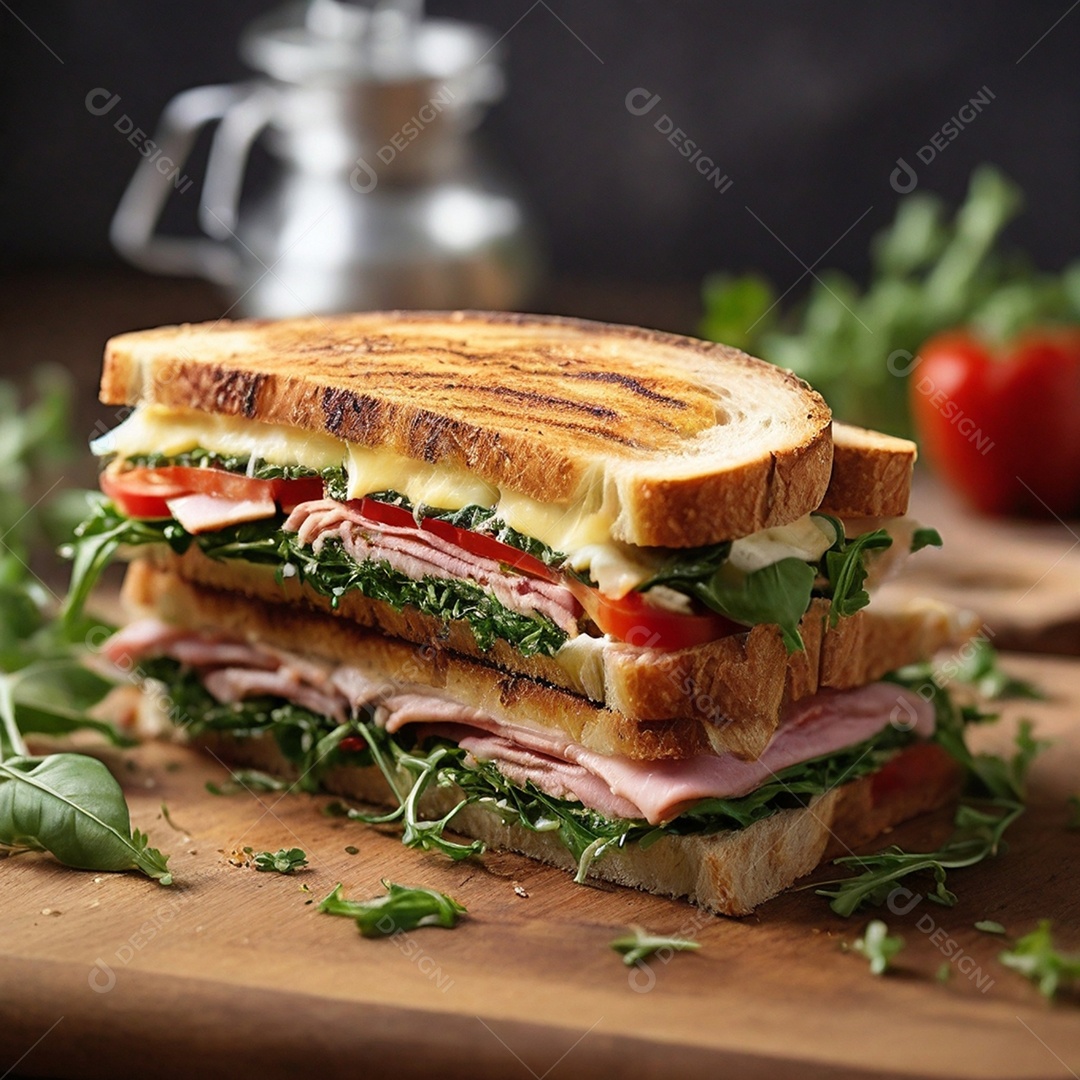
[99,467,190,518]
[568,581,740,651]
[101,465,324,517]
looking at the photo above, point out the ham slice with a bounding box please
[282,499,581,634]
[108,619,935,827]
[167,492,276,534]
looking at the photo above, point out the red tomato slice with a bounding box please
[101,466,324,517]
[99,467,190,518]
[569,580,740,651]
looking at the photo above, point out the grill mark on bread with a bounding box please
[562,369,690,409]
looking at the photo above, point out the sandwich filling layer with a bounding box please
[108,619,945,838]
[81,407,941,660]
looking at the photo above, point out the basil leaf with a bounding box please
[688,558,816,652]
[0,753,172,882]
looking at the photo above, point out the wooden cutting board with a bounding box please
[2,653,1078,1080]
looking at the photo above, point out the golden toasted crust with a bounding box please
[821,423,916,518]
[100,311,833,546]
[123,557,975,762]
[198,731,962,915]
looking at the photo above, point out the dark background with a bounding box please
[1,1,1078,298]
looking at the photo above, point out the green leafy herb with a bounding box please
[205,769,294,796]
[0,753,171,882]
[610,925,700,966]
[66,501,567,658]
[935,963,952,984]
[702,166,1080,435]
[951,639,1043,701]
[253,847,308,874]
[318,880,466,937]
[853,920,904,975]
[975,920,1006,935]
[910,527,943,553]
[817,522,892,625]
[816,799,1023,917]
[999,921,1080,999]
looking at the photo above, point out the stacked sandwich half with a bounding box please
[78,312,974,914]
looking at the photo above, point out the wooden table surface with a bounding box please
[2,652,1078,1080]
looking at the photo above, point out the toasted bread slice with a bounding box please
[124,559,975,761]
[100,312,833,547]
[198,730,962,916]
[822,423,916,518]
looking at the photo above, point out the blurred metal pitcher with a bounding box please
[110,0,541,316]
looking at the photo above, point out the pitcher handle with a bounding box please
[109,82,262,285]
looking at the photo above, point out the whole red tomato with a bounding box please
[910,328,1080,517]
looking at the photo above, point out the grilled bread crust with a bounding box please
[197,730,962,916]
[124,558,974,762]
[100,311,834,547]
[824,423,917,518]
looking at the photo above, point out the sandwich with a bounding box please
[73,311,976,914]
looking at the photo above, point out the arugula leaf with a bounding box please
[253,847,308,873]
[951,639,1043,701]
[910,527,943,553]
[816,798,1023,917]
[999,921,1080,999]
[610,925,700,966]
[975,920,1006,935]
[853,920,904,975]
[67,502,567,658]
[205,769,294,796]
[0,753,171,882]
[817,521,893,625]
[318,880,466,937]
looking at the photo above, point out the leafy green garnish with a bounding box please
[950,638,1043,701]
[205,769,294,796]
[999,921,1080,999]
[817,521,892,625]
[853,920,904,975]
[253,847,308,874]
[702,165,1080,435]
[816,799,1024,917]
[610,926,700,966]
[910,527,943,553]
[975,920,1006,935]
[0,753,172,882]
[66,500,567,658]
[318,880,466,937]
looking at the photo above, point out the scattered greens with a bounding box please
[975,920,1006,935]
[0,376,171,884]
[318,880,466,938]
[853,920,904,975]
[999,921,1080,1000]
[253,847,308,874]
[701,165,1080,435]
[610,926,700,967]
[816,676,1045,917]
[949,638,1044,701]
[205,768,294,796]
[817,800,1023,918]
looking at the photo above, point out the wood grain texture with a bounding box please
[1,654,1078,1080]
